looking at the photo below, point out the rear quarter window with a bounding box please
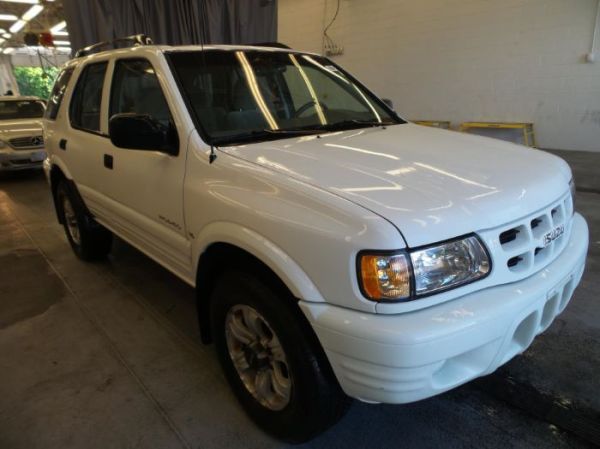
[45,67,74,120]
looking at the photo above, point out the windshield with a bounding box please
[168,50,402,145]
[0,100,45,120]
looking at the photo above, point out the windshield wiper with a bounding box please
[320,119,397,131]
[211,128,321,146]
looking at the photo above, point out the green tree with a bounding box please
[13,66,60,99]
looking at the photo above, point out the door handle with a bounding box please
[103,154,113,169]
[59,138,67,150]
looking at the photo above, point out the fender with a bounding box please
[192,221,325,302]
[49,154,75,182]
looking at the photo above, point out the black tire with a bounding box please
[56,180,112,261]
[210,270,351,443]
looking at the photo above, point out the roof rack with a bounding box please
[75,34,153,58]
[250,42,291,49]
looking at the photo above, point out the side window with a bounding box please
[110,59,172,127]
[70,62,108,133]
[45,67,74,120]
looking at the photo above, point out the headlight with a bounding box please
[569,178,576,214]
[358,235,490,302]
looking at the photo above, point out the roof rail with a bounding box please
[75,34,153,58]
[250,42,291,49]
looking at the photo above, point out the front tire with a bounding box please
[56,181,112,261]
[210,271,350,442]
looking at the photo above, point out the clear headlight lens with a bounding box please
[569,178,576,214]
[410,236,490,296]
[358,235,490,301]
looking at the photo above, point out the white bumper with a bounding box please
[300,213,589,404]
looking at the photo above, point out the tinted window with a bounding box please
[45,67,74,120]
[168,50,400,145]
[70,62,107,132]
[110,59,171,127]
[0,100,45,120]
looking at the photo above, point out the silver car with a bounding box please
[0,96,46,171]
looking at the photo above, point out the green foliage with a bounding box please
[13,66,60,99]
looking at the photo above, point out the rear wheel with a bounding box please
[210,270,350,443]
[56,181,112,261]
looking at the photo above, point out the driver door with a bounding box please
[102,57,191,280]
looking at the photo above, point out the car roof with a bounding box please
[65,44,319,67]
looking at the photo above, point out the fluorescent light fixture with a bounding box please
[53,40,70,46]
[50,20,65,33]
[3,47,15,54]
[0,0,39,4]
[2,33,10,39]
[22,4,43,21]
[0,14,18,20]
[56,46,71,53]
[0,38,5,44]
[9,20,25,33]
[51,30,67,36]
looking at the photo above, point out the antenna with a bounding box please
[198,2,216,164]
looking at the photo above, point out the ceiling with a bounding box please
[0,0,69,55]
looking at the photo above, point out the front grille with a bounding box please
[478,191,573,283]
[9,135,44,149]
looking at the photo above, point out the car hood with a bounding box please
[220,123,571,247]
[0,119,43,137]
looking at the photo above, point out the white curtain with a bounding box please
[0,55,19,96]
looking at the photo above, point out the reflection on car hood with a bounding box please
[220,123,572,246]
[0,119,43,136]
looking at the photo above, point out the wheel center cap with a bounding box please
[244,342,270,369]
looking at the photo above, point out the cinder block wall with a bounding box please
[278,0,600,152]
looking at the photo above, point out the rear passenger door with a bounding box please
[64,60,113,208]
[103,57,191,279]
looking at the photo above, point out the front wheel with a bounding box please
[210,271,350,442]
[56,181,112,261]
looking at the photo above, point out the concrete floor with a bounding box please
[0,149,598,448]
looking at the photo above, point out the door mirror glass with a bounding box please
[109,113,177,154]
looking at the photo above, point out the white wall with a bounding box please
[279,0,600,152]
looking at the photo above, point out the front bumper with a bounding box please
[0,149,46,171]
[300,213,588,404]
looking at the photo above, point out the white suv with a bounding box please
[0,96,46,171]
[43,37,588,442]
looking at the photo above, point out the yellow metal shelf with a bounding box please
[459,121,536,147]
[413,120,451,129]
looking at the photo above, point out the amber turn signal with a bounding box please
[359,253,411,301]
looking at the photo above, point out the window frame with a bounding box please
[68,61,109,137]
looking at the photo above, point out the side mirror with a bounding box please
[109,113,178,155]
[382,98,394,110]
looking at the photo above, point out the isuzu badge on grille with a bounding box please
[543,225,565,247]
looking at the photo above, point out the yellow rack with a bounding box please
[413,120,451,129]
[458,121,536,147]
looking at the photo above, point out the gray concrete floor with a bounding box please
[0,149,598,449]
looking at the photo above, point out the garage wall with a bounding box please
[279,0,600,152]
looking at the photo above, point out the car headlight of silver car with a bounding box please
[358,235,491,302]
